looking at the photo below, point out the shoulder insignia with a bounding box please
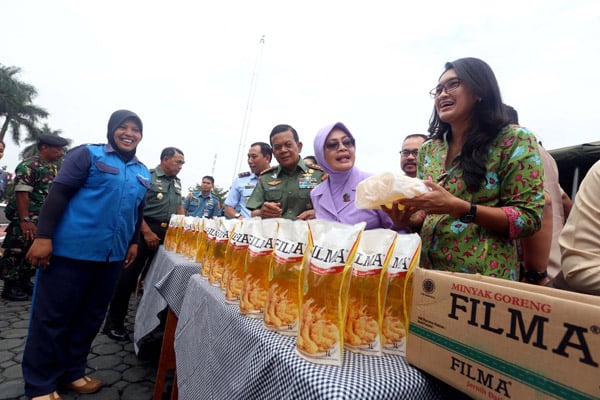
[321,173,328,182]
[260,166,276,176]
[310,164,324,172]
[238,171,251,178]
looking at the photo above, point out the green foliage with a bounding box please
[0,64,49,145]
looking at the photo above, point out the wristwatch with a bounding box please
[20,216,33,223]
[524,270,548,284]
[459,203,477,223]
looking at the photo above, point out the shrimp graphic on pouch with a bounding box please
[208,219,238,287]
[345,301,379,346]
[264,219,308,335]
[264,284,298,331]
[296,220,365,366]
[382,306,406,345]
[381,233,421,356]
[225,220,254,304]
[297,299,338,355]
[238,218,277,317]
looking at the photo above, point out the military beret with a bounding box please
[39,134,69,147]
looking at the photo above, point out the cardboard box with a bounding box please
[407,269,600,400]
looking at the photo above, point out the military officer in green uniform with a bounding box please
[104,147,185,341]
[1,134,69,301]
[247,124,326,220]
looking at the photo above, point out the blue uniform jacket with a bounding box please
[52,144,151,261]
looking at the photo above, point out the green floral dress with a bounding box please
[417,125,545,280]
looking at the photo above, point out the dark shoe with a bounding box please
[104,328,130,341]
[1,283,28,301]
[20,279,35,295]
[66,376,102,394]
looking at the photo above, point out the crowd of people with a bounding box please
[1,56,598,399]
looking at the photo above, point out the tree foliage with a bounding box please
[0,64,49,144]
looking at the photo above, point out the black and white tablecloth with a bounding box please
[133,246,201,353]
[174,274,453,400]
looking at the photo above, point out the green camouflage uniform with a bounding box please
[0,156,57,282]
[246,158,326,220]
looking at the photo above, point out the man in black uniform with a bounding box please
[103,147,185,341]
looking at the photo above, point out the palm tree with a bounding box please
[0,64,49,144]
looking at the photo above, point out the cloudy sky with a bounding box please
[2,0,599,194]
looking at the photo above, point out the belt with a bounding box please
[145,217,168,228]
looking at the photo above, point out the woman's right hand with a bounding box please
[382,201,423,231]
[26,238,53,270]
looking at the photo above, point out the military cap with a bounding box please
[39,134,69,147]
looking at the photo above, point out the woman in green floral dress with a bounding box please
[387,57,545,280]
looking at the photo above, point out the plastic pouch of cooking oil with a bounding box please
[176,216,196,256]
[239,218,278,318]
[344,229,397,356]
[208,218,240,287]
[296,220,365,366]
[200,217,220,279]
[184,217,202,260]
[225,218,258,304]
[380,233,421,356]
[163,214,184,252]
[264,219,309,336]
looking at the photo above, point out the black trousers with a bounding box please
[103,218,167,331]
[23,257,123,397]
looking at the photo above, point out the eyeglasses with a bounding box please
[429,78,462,98]
[400,149,419,157]
[325,138,355,151]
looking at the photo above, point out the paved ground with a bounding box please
[0,281,170,400]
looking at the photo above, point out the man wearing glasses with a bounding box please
[400,134,428,178]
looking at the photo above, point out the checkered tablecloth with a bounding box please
[133,246,201,353]
[174,274,451,400]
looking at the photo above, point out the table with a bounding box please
[134,246,201,354]
[174,274,452,400]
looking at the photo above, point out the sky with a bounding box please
[2,0,600,195]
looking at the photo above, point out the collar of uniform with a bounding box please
[105,143,140,162]
[274,157,307,175]
[194,191,212,199]
[154,165,179,181]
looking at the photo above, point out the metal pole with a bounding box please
[232,35,265,182]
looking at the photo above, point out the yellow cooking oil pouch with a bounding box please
[221,220,244,293]
[239,218,278,318]
[226,218,258,304]
[200,217,220,278]
[209,218,240,287]
[296,220,365,366]
[185,217,203,260]
[163,214,184,252]
[194,217,210,264]
[264,219,309,336]
[176,216,195,256]
[380,233,421,356]
[344,229,397,356]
